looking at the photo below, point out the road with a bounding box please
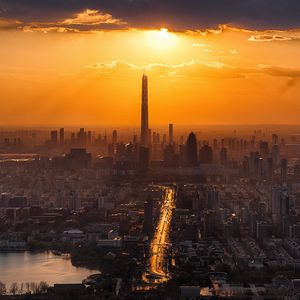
[144,186,175,284]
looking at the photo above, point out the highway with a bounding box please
[144,186,175,284]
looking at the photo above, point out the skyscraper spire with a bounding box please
[141,74,149,146]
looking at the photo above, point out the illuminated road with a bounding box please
[143,186,175,284]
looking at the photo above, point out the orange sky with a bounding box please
[1,21,300,126]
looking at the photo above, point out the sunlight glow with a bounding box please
[146,28,177,50]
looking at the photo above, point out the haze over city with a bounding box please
[2,1,300,300]
[1,1,300,126]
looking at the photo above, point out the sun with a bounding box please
[146,28,177,50]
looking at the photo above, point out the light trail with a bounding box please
[143,186,175,284]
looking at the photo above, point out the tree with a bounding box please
[38,281,49,294]
[9,282,18,295]
[19,282,24,295]
[25,282,31,293]
[0,281,6,295]
[30,282,38,294]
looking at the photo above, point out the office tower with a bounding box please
[59,128,65,146]
[140,74,149,146]
[65,148,92,169]
[206,186,219,211]
[168,123,174,144]
[112,130,117,144]
[156,133,160,144]
[55,179,64,208]
[71,132,76,144]
[220,147,228,166]
[139,146,149,171]
[78,128,87,146]
[152,132,157,144]
[267,157,274,181]
[69,190,81,211]
[162,134,167,144]
[242,156,250,177]
[272,144,280,165]
[259,141,269,157]
[87,131,92,145]
[199,145,213,164]
[256,221,273,242]
[272,133,279,145]
[271,185,289,224]
[148,129,152,145]
[186,132,198,167]
[50,130,58,147]
[281,158,288,183]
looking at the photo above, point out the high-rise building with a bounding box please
[281,158,288,183]
[169,123,174,144]
[59,128,64,146]
[186,132,198,167]
[272,133,279,145]
[206,186,219,211]
[199,145,213,164]
[112,130,117,144]
[50,130,58,147]
[271,185,289,224]
[140,74,149,146]
[139,146,149,171]
[220,147,228,166]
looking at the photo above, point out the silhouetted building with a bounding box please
[186,132,198,167]
[199,145,213,164]
[59,128,64,146]
[281,158,288,183]
[141,74,149,146]
[220,147,227,166]
[65,148,92,169]
[112,130,117,144]
[139,146,149,171]
[50,130,58,147]
[169,123,174,144]
[271,185,289,225]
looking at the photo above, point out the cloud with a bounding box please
[0,17,21,29]
[84,59,245,79]
[248,34,297,42]
[2,0,300,32]
[22,25,80,33]
[229,49,238,54]
[61,9,125,26]
[83,59,300,85]
[0,8,126,33]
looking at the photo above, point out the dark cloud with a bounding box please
[1,0,300,31]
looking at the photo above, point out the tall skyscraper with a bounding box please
[112,130,117,144]
[140,74,149,146]
[281,158,288,183]
[50,130,58,147]
[186,132,198,167]
[271,185,289,224]
[59,128,64,147]
[169,123,174,144]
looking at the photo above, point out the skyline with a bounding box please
[1,1,300,126]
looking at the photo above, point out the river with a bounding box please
[0,251,98,287]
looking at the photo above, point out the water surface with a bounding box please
[0,251,98,287]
